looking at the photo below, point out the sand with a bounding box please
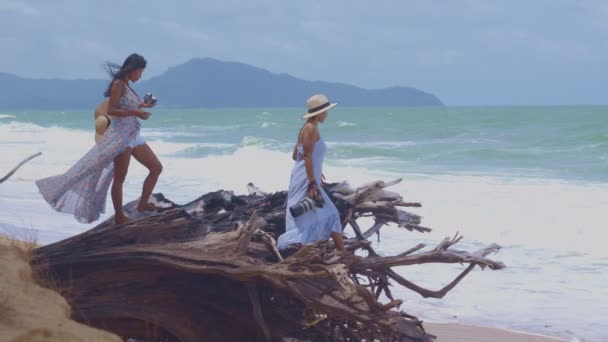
[426,323,566,342]
[0,236,121,342]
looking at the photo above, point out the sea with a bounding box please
[0,106,606,341]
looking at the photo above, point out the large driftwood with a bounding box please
[31,179,505,342]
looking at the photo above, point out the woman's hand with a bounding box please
[308,188,319,201]
[134,109,151,120]
[307,181,320,201]
[138,102,155,109]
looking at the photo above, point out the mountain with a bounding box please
[0,58,442,109]
[0,73,106,109]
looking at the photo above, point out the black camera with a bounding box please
[143,93,157,106]
[289,195,325,217]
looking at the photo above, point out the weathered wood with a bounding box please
[356,240,504,270]
[31,179,505,342]
[247,284,272,342]
[362,219,386,240]
[398,244,426,257]
[0,152,41,184]
[387,265,475,299]
[348,219,366,240]
[236,211,266,254]
[394,201,422,207]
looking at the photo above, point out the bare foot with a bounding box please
[115,214,132,225]
[137,202,161,213]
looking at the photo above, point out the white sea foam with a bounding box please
[0,114,16,119]
[337,121,357,127]
[144,139,199,155]
[2,123,605,258]
[260,121,277,128]
[199,124,243,131]
[141,129,202,139]
[327,140,417,148]
[238,135,288,149]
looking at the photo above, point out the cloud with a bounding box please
[1,0,608,104]
[0,1,39,16]
[158,21,210,43]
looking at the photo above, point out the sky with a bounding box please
[1,0,607,106]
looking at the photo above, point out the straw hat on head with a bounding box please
[94,99,112,143]
[302,94,337,119]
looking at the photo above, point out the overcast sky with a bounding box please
[1,0,607,105]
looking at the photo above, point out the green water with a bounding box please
[2,105,607,182]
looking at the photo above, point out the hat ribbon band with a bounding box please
[308,102,331,113]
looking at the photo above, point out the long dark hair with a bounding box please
[103,53,147,97]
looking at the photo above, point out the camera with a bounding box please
[289,195,325,217]
[143,93,157,106]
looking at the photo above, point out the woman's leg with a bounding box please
[132,143,163,212]
[112,148,132,224]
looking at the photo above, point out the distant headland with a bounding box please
[0,58,442,109]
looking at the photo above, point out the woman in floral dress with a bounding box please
[36,53,162,224]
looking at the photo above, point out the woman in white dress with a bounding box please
[277,94,345,252]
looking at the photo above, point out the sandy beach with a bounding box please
[426,323,566,342]
[0,236,121,342]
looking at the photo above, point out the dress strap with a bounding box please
[296,125,306,146]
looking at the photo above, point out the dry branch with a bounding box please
[0,152,41,184]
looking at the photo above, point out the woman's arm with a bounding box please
[292,143,298,161]
[301,124,318,184]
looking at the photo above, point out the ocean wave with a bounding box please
[0,122,90,145]
[0,121,46,131]
[462,138,502,144]
[328,141,417,148]
[337,121,357,127]
[331,156,399,166]
[0,114,16,119]
[324,141,417,160]
[169,143,237,158]
[260,121,278,128]
[142,129,203,139]
[140,140,199,156]
[239,136,287,149]
[554,251,587,258]
[179,124,243,132]
[439,147,541,161]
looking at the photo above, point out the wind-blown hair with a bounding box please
[103,53,147,97]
